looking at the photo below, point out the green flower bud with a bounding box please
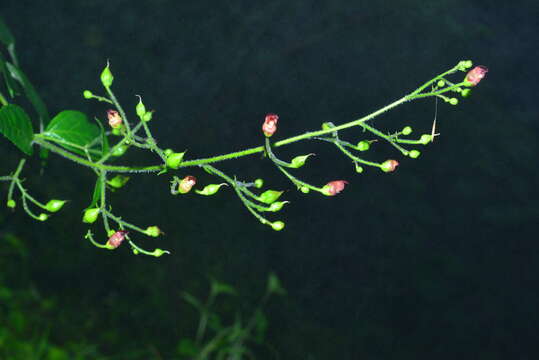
[112,127,122,136]
[258,190,283,204]
[356,141,370,151]
[112,145,128,157]
[107,229,116,237]
[436,80,445,88]
[419,134,432,145]
[152,248,170,257]
[354,163,364,173]
[100,62,114,88]
[271,221,285,231]
[164,148,174,157]
[107,175,130,189]
[45,199,66,213]
[290,154,314,168]
[254,178,264,189]
[38,213,49,221]
[461,88,471,97]
[142,111,153,122]
[321,122,334,130]
[166,152,185,169]
[83,208,100,224]
[83,90,93,99]
[135,96,146,118]
[6,199,16,208]
[300,186,310,194]
[448,98,459,105]
[145,226,163,237]
[401,126,412,136]
[195,183,227,196]
[408,150,421,159]
[132,248,140,255]
[267,201,289,212]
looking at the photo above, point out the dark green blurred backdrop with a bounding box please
[1,0,538,358]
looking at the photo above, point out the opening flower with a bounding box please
[179,176,197,194]
[465,66,488,86]
[323,180,348,196]
[262,114,279,137]
[107,230,128,249]
[107,109,123,129]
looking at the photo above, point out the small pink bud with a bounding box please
[262,114,279,137]
[381,159,399,173]
[323,180,348,196]
[179,176,196,194]
[107,109,123,129]
[465,66,488,86]
[107,230,128,249]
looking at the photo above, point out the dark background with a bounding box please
[1,0,538,358]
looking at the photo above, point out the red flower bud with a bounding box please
[465,66,488,86]
[179,176,196,194]
[107,230,128,249]
[323,180,348,196]
[262,114,279,137]
[107,109,123,129]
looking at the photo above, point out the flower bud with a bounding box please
[356,141,370,151]
[461,88,471,97]
[436,80,445,87]
[45,199,66,213]
[408,150,421,159]
[107,230,128,249]
[6,199,16,208]
[419,134,432,145]
[178,176,196,194]
[100,62,114,88]
[401,126,412,136]
[262,114,279,137]
[300,186,310,194]
[112,145,128,157]
[354,163,364,173]
[290,154,314,168]
[267,201,289,212]
[271,221,285,231]
[142,111,153,122]
[164,148,174,157]
[166,152,185,169]
[322,180,348,196]
[135,96,146,118]
[258,190,283,204]
[107,110,122,129]
[38,213,49,221]
[381,159,399,173]
[448,98,459,105]
[151,248,169,257]
[83,208,100,223]
[144,226,163,237]
[254,178,264,189]
[195,183,227,196]
[83,90,93,99]
[107,175,130,189]
[465,65,488,86]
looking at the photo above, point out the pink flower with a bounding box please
[323,180,348,196]
[262,114,279,137]
[465,66,488,86]
[107,230,128,249]
[107,109,122,129]
[179,176,197,194]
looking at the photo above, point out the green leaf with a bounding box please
[0,53,20,98]
[88,177,102,209]
[0,17,15,47]
[0,104,34,155]
[210,279,237,298]
[94,117,109,156]
[5,62,49,127]
[43,110,99,156]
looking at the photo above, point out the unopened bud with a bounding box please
[45,199,66,213]
[258,190,283,204]
[107,110,122,129]
[262,114,279,137]
[178,176,196,194]
[107,230,128,249]
[100,62,114,88]
[465,65,488,86]
[322,180,348,196]
[381,159,399,173]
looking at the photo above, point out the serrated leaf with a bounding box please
[43,110,99,156]
[0,104,34,155]
[5,62,49,127]
[0,17,15,47]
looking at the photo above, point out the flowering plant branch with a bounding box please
[0,19,487,257]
